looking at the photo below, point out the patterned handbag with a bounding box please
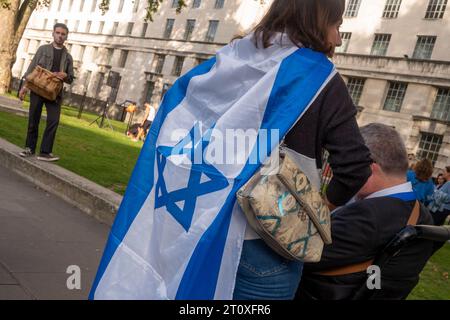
[25,65,63,101]
[236,148,332,262]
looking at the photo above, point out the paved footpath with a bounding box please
[0,163,110,300]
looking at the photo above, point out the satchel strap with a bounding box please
[316,200,420,276]
[407,200,420,226]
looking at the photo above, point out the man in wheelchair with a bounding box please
[296,123,443,300]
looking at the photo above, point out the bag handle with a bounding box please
[316,200,420,276]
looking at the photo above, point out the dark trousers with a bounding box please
[25,92,61,154]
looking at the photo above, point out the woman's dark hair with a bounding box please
[446,166,450,174]
[253,0,345,55]
[414,158,433,182]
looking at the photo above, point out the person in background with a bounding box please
[436,173,445,190]
[407,158,435,205]
[429,166,450,226]
[131,102,156,142]
[18,23,74,162]
[232,0,372,300]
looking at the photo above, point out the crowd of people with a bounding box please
[407,158,450,227]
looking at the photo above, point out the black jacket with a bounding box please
[296,197,434,300]
[23,44,74,99]
[285,73,372,207]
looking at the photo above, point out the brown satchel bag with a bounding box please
[25,66,63,101]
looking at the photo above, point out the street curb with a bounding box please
[0,137,121,226]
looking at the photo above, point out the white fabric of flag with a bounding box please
[90,33,336,300]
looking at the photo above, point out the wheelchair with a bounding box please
[351,224,450,299]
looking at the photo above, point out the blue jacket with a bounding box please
[407,170,435,205]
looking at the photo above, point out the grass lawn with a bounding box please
[408,242,450,300]
[1,94,449,300]
[0,95,142,195]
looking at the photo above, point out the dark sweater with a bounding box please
[285,73,372,206]
[297,197,434,300]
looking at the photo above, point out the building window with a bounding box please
[94,72,105,98]
[79,45,86,61]
[336,32,352,53]
[184,19,196,40]
[58,0,63,11]
[112,22,119,35]
[74,20,80,32]
[119,50,128,68]
[417,133,443,165]
[143,81,155,104]
[371,33,391,56]
[430,88,450,121]
[214,0,225,9]
[383,82,407,112]
[412,36,436,59]
[118,0,125,12]
[425,0,447,19]
[164,19,175,39]
[127,22,134,35]
[154,54,166,74]
[133,0,140,12]
[383,0,402,18]
[86,21,92,33]
[205,20,219,42]
[19,58,26,77]
[91,0,97,12]
[92,47,99,63]
[98,21,105,34]
[347,78,365,105]
[192,0,201,8]
[141,23,148,37]
[106,48,114,65]
[84,70,92,92]
[171,0,179,8]
[79,0,85,12]
[344,0,361,17]
[161,83,171,100]
[23,39,30,52]
[196,58,207,65]
[172,56,185,76]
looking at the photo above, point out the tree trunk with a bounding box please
[0,0,36,94]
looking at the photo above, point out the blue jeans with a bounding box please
[233,239,303,300]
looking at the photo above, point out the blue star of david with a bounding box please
[155,122,229,232]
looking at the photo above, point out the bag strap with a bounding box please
[316,200,420,276]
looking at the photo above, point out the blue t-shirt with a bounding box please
[406,169,435,204]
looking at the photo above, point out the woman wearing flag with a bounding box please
[232,0,372,300]
[90,0,372,300]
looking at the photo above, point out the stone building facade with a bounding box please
[12,0,450,171]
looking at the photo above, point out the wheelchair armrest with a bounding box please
[415,225,450,242]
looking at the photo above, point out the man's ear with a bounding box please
[371,162,386,178]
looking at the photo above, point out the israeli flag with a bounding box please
[90,33,336,300]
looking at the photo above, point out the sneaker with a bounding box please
[19,147,34,157]
[37,153,60,162]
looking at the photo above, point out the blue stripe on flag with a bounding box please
[89,57,217,299]
[174,48,334,299]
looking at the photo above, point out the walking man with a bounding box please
[18,23,74,162]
